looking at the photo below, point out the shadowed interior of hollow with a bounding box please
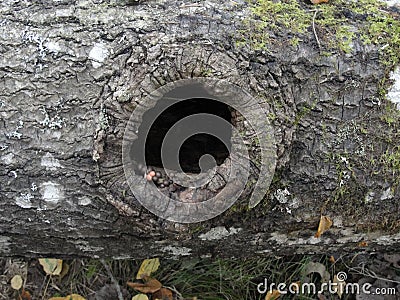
[135,98,233,173]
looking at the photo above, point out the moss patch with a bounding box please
[241,0,400,70]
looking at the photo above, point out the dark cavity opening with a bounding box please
[133,98,233,173]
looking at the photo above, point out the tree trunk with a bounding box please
[0,0,399,258]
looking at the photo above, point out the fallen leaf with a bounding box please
[59,262,70,279]
[333,274,346,298]
[303,262,331,283]
[132,294,149,300]
[358,241,368,247]
[11,274,23,290]
[310,0,328,4]
[127,278,162,294]
[329,256,336,263]
[19,289,32,300]
[265,289,280,300]
[49,294,86,300]
[39,258,63,275]
[136,258,160,279]
[153,287,173,300]
[315,216,333,238]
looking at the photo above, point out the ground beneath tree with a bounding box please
[0,254,399,300]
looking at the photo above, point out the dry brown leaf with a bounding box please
[265,289,280,300]
[11,274,23,290]
[136,258,160,279]
[310,0,329,4]
[315,216,333,238]
[290,281,300,293]
[18,289,32,300]
[329,256,336,263]
[358,241,368,247]
[127,278,162,294]
[153,287,173,300]
[38,258,63,275]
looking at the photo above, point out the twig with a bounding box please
[312,10,321,50]
[100,259,124,300]
[342,261,400,284]
[41,276,52,300]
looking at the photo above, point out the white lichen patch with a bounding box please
[380,187,394,201]
[6,120,23,139]
[39,107,64,130]
[274,188,290,204]
[89,43,109,68]
[1,153,15,165]
[383,0,400,8]
[268,232,289,244]
[44,41,61,53]
[333,216,344,228]
[75,240,104,253]
[388,67,400,110]
[273,188,299,214]
[287,237,320,246]
[15,193,34,208]
[40,182,64,209]
[41,152,62,170]
[161,245,192,256]
[199,226,242,241]
[55,8,74,18]
[78,197,91,206]
[376,232,400,245]
[364,191,376,203]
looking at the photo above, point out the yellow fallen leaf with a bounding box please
[265,289,280,300]
[49,294,86,300]
[127,278,162,294]
[136,258,160,279]
[10,274,23,290]
[315,216,333,238]
[132,294,149,300]
[39,258,63,275]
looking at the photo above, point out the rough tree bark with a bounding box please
[0,0,399,258]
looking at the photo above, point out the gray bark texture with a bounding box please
[0,0,399,258]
